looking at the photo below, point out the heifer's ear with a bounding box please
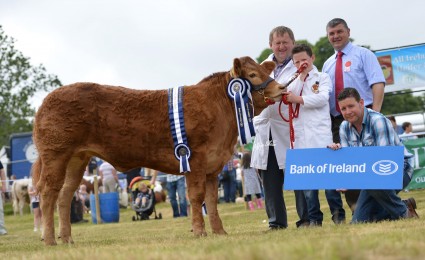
[232,58,243,77]
[262,61,276,75]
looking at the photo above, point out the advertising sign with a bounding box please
[285,146,404,190]
[375,43,425,93]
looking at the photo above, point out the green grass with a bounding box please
[1,190,424,260]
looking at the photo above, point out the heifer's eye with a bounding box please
[248,73,256,78]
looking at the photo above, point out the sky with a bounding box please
[1,0,425,108]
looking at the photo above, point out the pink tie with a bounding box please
[335,51,344,113]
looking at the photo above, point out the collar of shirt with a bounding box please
[273,55,292,79]
[334,41,354,59]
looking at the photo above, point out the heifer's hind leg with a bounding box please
[37,158,69,246]
[58,155,89,244]
[205,173,227,235]
[186,172,207,237]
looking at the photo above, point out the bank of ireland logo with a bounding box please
[372,160,398,175]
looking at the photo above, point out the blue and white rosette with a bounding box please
[168,86,191,173]
[227,78,256,145]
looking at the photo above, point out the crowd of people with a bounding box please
[250,18,419,231]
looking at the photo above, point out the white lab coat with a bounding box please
[287,67,333,149]
[251,54,297,170]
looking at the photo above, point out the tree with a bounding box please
[0,25,62,147]
[381,91,425,115]
[312,36,334,71]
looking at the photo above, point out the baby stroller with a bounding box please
[129,176,162,221]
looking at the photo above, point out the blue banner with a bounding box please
[285,146,404,190]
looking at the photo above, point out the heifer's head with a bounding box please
[231,57,283,115]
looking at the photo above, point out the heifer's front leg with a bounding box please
[186,174,207,237]
[40,188,60,245]
[205,173,227,235]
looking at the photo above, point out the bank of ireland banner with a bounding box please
[403,137,425,190]
[285,146,404,190]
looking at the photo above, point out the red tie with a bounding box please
[335,51,344,113]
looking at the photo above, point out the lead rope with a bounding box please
[278,63,308,149]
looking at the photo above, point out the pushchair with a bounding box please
[129,176,162,221]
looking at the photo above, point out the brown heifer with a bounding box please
[32,57,284,245]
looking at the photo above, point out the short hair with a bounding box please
[402,122,412,131]
[326,18,349,30]
[337,87,361,102]
[387,115,396,123]
[292,44,313,57]
[269,26,295,44]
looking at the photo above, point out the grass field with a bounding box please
[1,190,424,260]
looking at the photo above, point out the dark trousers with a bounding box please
[259,145,287,228]
[326,114,359,220]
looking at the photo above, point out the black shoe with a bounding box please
[264,226,286,233]
[296,221,310,228]
[309,221,322,227]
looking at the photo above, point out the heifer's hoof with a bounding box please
[212,229,227,235]
[43,238,57,246]
[193,230,207,237]
[61,236,74,244]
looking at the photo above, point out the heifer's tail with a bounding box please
[32,158,43,193]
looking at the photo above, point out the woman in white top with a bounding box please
[99,161,118,193]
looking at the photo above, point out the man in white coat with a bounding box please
[251,26,308,230]
[284,44,333,226]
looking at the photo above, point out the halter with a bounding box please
[229,68,276,104]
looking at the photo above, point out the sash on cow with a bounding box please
[168,86,191,173]
[227,78,255,145]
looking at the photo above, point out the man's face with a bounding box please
[269,32,294,64]
[339,97,364,125]
[327,23,350,51]
[292,51,314,71]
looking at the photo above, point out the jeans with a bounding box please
[167,177,188,217]
[294,190,309,227]
[222,169,236,203]
[352,159,413,223]
[325,189,346,223]
[0,193,7,235]
[303,190,323,224]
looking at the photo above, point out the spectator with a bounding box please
[0,161,7,235]
[221,157,237,203]
[241,152,263,211]
[166,174,188,218]
[328,87,418,222]
[99,161,118,193]
[387,116,404,135]
[133,182,151,209]
[28,178,42,232]
[400,121,418,141]
[322,18,386,223]
[78,184,90,213]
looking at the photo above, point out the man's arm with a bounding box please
[371,82,385,112]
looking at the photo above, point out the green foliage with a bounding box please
[0,25,62,147]
[312,36,334,70]
[256,48,272,64]
[381,91,425,115]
